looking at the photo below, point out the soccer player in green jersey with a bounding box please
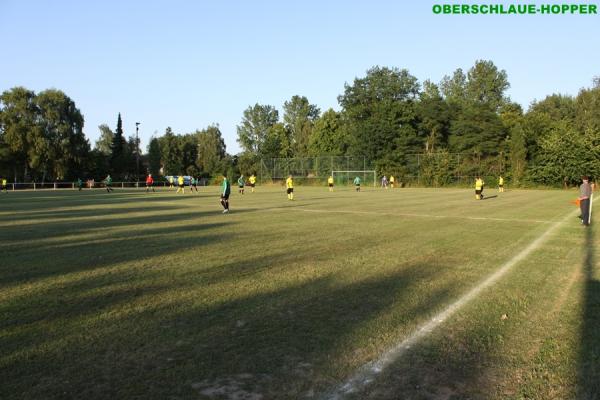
[104,175,114,192]
[220,175,231,213]
[353,176,361,192]
[238,175,245,195]
[189,176,198,193]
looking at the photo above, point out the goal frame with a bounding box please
[332,170,377,187]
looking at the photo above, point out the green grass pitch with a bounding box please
[1,186,598,399]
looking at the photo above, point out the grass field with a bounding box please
[1,185,598,400]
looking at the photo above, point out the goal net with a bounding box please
[332,170,377,187]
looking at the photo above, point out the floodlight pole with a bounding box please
[135,122,140,184]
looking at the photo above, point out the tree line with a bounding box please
[1,59,598,186]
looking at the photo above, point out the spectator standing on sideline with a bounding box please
[579,176,592,226]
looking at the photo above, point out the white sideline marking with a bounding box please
[324,205,583,399]
[295,208,553,224]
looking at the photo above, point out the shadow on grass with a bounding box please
[0,204,185,226]
[0,207,223,245]
[342,224,598,400]
[0,252,459,400]
[0,192,213,219]
[0,217,231,287]
[578,225,600,399]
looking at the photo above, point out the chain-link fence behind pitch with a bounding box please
[259,156,373,183]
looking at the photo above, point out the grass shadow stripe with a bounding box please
[322,205,583,400]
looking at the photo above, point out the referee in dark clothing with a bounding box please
[579,176,592,226]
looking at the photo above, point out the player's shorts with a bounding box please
[250,183,255,188]
[287,188,293,194]
[239,185,244,189]
[475,189,482,194]
[179,184,184,188]
[355,184,361,187]
[1,185,6,190]
[499,184,504,188]
[328,183,333,187]
[221,194,230,200]
[146,183,152,187]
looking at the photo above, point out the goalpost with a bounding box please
[332,170,377,187]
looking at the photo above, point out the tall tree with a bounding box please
[531,123,599,187]
[147,137,161,176]
[417,80,450,152]
[308,109,350,156]
[440,68,467,104]
[523,94,576,162]
[34,89,88,180]
[574,84,600,134]
[180,133,199,176]
[262,123,292,159]
[159,127,183,175]
[0,87,39,180]
[465,60,510,111]
[110,113,128,176]
[508,123,527,185]
[448,102,506,155]
[441,61,511,156]
[197,125,226,176]
[95,124,114,155]
[283,95,320,156]
[236,103,279,156]
[123,136,139,177]
[338,66,420,161]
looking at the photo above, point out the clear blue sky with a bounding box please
[1,0,598,154]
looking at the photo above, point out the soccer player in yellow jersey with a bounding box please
[475,176,484,200]
[249,174,256,193]
[390,175,395,188]
[176,175,185,194]
[498,176,504,192]
[327,175,334,192]
[168,175,174,189]
[1,178,7,193]
[286,175,294,200]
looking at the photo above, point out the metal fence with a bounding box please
[259,156,374,181]
[255,154,508,186]
[388,175,506,188]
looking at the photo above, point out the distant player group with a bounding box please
[0,173,509,203]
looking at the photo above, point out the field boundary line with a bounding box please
[323,203,587,399]
[293,208,554,224]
